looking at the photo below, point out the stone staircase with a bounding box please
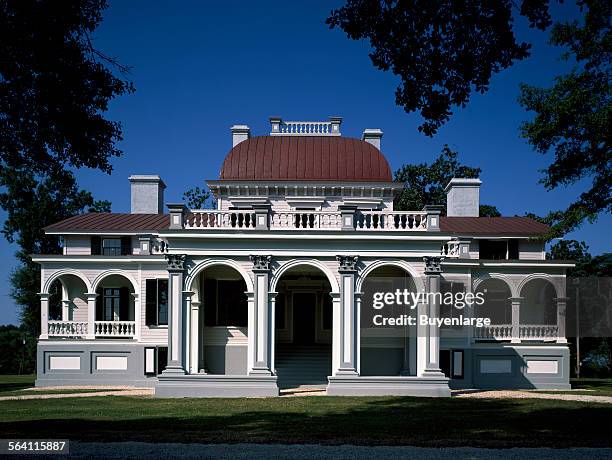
[275,344,332,389]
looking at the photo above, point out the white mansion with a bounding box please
[34,117,572,397]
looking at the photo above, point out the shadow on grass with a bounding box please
[0,396,611,447]
[0,375,35,393]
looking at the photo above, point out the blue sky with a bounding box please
[0,1,609,324]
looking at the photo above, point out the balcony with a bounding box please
[47,320,136,339]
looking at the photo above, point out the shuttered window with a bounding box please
[145,279,169,326]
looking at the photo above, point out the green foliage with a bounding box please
[479,204,502,217]
[518,0,611,238]
[0,0,131,332]
[394,145,497,214]
[183,186,214,209]
[548,239,612,277]
[327,1,552,135]
[0,325,36,375]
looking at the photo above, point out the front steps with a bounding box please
[275,344,332,389]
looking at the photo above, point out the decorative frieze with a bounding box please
[166,254,186,271]
[423,256,444,274]
[250,255,272,271]
[337,255,359,272]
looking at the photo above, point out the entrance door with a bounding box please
[292,293,316,344]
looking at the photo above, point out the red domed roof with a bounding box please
[219,136,393,182]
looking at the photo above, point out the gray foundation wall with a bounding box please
[36,341,157,387]
[449,344,570,390]
[204,345,248,375]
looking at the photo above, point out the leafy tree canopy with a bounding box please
[519,0,611,238]
[0,0,130,331]
[548,239,612,277]
[394,145,499,216]
[327,0,551,136]
[183,186,213,210]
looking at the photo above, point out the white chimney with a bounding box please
[231,125,250,147]
[129,175,166,214]
[445,178,482,217]
[362,128,383,150]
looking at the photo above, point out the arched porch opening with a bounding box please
[193,265,249,375]
[520,278,557,325]
[45,274,90,338]
[273,264,333,389]
[93,273,137,337]
[359,265,417,376]
[475,278,512,325]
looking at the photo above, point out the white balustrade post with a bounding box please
[335,256,358,375]
[162,254,187,375]
[555,297,569,344]
[85,292,97,339]
[39,293,50,339]
[510,297,522,343]
[248,255,273,375]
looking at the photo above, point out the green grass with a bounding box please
[0,375,124,397]
[1,395,611,447]
[532,378,612,397]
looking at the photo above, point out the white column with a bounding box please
[248,255,272,375]
[555,297,569,344]
[420,256,445,378]
[331,292,341,374]
[335,256,358,376]
[39,293,50,339]
[61,299,70,321]
[162,254,186,375]
[190,298,200,373]
[510,297,522,343]
[85,292,97,339]
[269,292,277,374]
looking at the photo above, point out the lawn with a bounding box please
[1,395,611,447]
[0,375,118,397]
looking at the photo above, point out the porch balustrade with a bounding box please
[474,323,559,341]
[355,211,427,231]
[46,320,136,338]
[47,320,88,337]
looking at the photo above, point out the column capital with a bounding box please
[337,255,358,272]
[554,297,570,303]
[38,292,51,301]
[250,254,272,271]
[423,256,444,274]
[509,296,524,303]
[182,290,195,300]
[166,253,187,271]
[85,292,99,300]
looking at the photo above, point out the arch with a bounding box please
[43,269,92,294]
[92,270,139,293]
[270,259,340,293]
[473,273,518,298]
[518,274,562,299]
[356,260,425,293]
[185,258,254,292]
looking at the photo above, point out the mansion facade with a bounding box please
[34,117,572,397]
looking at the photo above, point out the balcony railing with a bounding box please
[183,209,429,231]
[474,324,559,341]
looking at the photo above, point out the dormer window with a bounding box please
[102,238,122,256]
[479,239,519,260]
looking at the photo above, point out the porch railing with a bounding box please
[47,321,88,337]
[270,211,343,229]
[185,211,256,229]
[355,211,427,231]
[94,321,136,337]
[474,323,559,341]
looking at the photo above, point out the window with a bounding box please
[440,349,464,379]
[203,279,247,327]
[440,280,466,328]
[95,287,129,321]
[91,236,132,255]
[479,239,519,260]
[145,279,169,326]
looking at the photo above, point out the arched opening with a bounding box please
[274,264,333,389]
[46,274,89,337]
[94,274,136,337]
[475,278,512,325]
[360,265,417,376]
[195,265,249,375]
[520,278,557,325]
